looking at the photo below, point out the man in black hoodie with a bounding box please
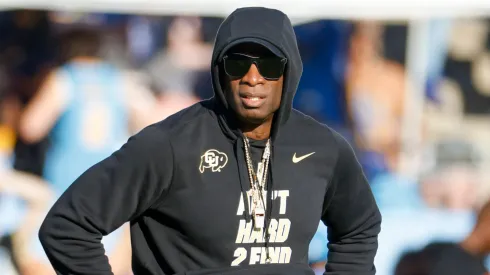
[38,7,381,275]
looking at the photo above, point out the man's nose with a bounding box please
[240,64,264,86]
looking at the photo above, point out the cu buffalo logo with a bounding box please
[199,149,228,173]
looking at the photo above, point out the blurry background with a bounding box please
[0,2,489,275]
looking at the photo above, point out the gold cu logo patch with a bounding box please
[199,149,228,173]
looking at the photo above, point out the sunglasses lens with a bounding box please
[224,54,286,79]
[257,58,286,79]
[224,57,252,78]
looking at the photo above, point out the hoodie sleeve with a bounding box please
[38,124,174,275]
[321,132,381,275]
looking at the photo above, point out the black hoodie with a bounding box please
[39,7,381,275]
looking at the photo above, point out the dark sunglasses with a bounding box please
[223,53,287,80]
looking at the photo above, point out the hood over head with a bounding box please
[211,7,303,141]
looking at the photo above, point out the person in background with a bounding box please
[17,26,157,275]
[0,95,53,275]
[1,170,54,275]
[144,16,208,122]
[395,198,490,275]
[373,138,483,275]
[420,139,481,211]
[345,21,407,180]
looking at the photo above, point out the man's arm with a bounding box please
[0,170,53,206]
[18,70,70,144]
[321,132,382,274]
[38,124,174,275]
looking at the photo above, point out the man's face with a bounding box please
[222,43,285,125]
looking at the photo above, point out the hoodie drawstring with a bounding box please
[234,139,251,222]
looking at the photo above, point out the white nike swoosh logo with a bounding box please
[292,152,315,163]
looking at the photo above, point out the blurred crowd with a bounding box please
[0,9,489,275]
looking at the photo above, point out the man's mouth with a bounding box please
[244,96,261,101]
[240,95,266,108]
